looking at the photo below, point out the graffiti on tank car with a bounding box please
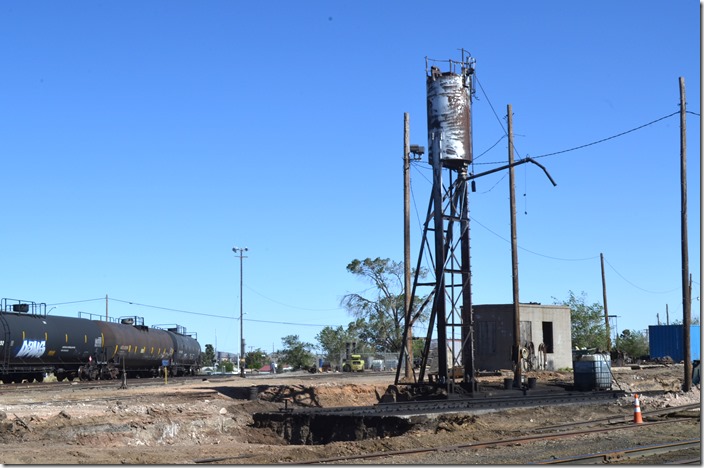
[15,340,47,358]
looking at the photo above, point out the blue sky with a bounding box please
[1,1,700,356]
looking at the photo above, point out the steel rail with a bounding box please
[287,419,684,464]
[535,402,701,432]
[533,438,701,464]
[664,457,702,464]
[0,373,206,394]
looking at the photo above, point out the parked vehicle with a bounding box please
[349,354,364,372]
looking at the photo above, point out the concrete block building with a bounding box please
[473,303,573,371]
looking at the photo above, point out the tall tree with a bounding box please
[554,290,608,350]
[244,348,268,371]
[341,258,427,353]
[201,344,216,367]
[617,329,649,360]
[316,319,368,366]
[277,335,316,370]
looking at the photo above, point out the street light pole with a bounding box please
[232,246,248,378]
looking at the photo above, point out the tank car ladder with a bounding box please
[0,310,11,375]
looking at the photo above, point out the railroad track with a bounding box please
[0,374,209,394]
[534,438,701,464]
[193,417,699,465]
[285,417,699,464]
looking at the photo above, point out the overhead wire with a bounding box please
[107,297,342,327]
[603,259,680,294]
[474,72,524,164]
[531,111,680,160]
[46,298,104,306]
[244,284,345,312]
[470,216,599,262]
[409,92,693,294]
[471,215,683,293]
[473,134,506,163]
[110,298,234,320]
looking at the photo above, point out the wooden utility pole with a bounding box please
[666,304,669,325]
[679,77,692,392]
[507,104,522,387]
[403,112,413,380]
[601,253,611,352]
[105,294,109,321]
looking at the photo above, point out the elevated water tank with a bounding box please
[426,66,472,168]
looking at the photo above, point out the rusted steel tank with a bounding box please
[161,325,201,376]
[426,62,473,168]
[94,318,174,375]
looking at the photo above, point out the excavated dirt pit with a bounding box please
[0,366,699,464]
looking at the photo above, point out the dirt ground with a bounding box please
[0,365,699,464]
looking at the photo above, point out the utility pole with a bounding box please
[601,253,611,352]
[105,294,109,321]
[507,104,522,387]
[403,112,413,380]
[679,77,691,392]
[232,246,249,379]
[666,304,669,325]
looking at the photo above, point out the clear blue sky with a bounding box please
[1,1,700,356]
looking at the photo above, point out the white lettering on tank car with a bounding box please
[15,340,47,358]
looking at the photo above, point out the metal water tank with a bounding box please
[426,67,472,168]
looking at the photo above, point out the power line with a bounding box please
[110,297,342,327]
[474,73,524,162]
[244,285,344,312]
[471,216,685,293]
[474,73,507,135]
[46,298,104,306]
[110,298,234,319]
[603,259,679,294]
[473,110,681,166]
[470,216,599,261]
[244,317,332,327]
[473,134,506,163]
[531,111,679,160]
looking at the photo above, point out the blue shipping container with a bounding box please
[648,325,701,362]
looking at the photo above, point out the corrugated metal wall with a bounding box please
[648,325,701,361]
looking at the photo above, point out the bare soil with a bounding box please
[0,366,699,464]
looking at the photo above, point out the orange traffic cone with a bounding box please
[633,393,643,424]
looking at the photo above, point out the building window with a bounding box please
[542,321,554,353]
